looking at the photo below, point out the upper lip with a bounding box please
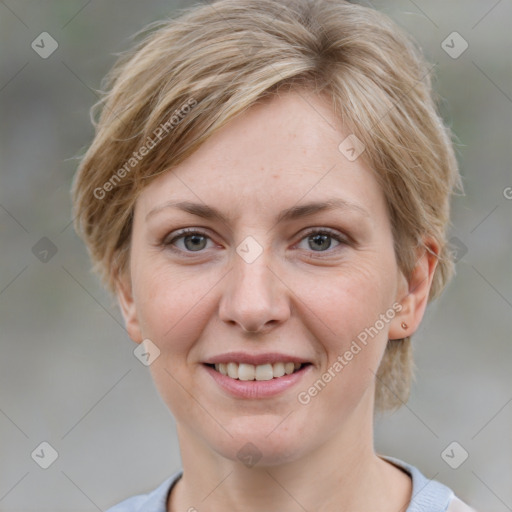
[203,352,311,366]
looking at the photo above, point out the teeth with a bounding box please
[238,363,255,381]
[254,364,273,381]
[227,362,238,379]
[284,362,295,375]
[213,362,304,380]
[273,362,285,378]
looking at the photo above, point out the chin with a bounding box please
[204,427,309,469]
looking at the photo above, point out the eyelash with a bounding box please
[163,227,349,256]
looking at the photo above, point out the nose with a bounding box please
[218,248,290,334]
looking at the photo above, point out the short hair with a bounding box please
[71,0,462,411]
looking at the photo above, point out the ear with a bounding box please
[115,269,144,344]
[389,238,439,340]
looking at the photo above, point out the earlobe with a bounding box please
[389,239,439,340]
[115,270,144,344]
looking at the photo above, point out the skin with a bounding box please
[116,90,438,511]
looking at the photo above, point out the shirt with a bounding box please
[105,456,476,512]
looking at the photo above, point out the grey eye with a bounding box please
[296,230,343,252]
[181,233,208,251]
[307,233,334,251]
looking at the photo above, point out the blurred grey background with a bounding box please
[0,1,511,510]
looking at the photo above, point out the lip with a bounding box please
[203,351,312,366]
[203,362,313,399]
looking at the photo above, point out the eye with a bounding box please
[164,229,214,252]
[163,227,349,255]
[296,228,347,253]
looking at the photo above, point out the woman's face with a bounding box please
[118,91,414,465]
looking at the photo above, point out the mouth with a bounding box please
[202,359,313,399]
[204,362,312,381]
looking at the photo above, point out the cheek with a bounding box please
[296,260,396,398]
[134,267,220,417]
[133,264,219,353]
[305,259,397,340]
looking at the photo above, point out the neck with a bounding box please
[168,398,411,512]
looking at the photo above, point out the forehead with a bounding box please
[136,91,385,222]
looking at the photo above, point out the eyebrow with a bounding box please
[145,198,370,224]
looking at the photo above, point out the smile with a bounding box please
[209,362,308,381]
[203,361,313,399]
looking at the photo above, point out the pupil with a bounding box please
[310,234,330,251]
[185,235,206,251]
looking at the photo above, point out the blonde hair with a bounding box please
[71,0,461,411]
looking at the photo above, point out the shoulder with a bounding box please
[446,496,478,512]
[105,471,183,512]
[381,456,477,512]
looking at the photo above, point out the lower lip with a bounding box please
[203,364,312,399]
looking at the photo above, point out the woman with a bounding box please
[72,0,475,510]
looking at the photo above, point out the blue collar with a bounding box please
[109,457,454,512]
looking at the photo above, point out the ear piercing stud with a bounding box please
[401,322,408,330]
